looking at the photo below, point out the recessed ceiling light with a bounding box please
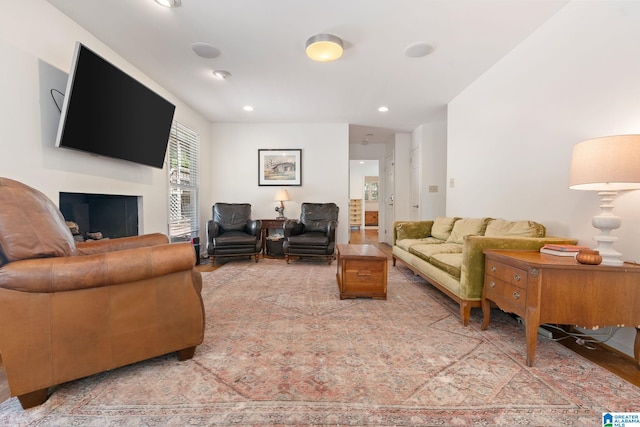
[404,42,435,58]
[154,0,181,7]
[212,70,231,79]
[191,42,220,59]
[378,106,389,113]
[243,106,254,112]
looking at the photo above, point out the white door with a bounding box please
[410,146,420,220]
[384,153,395,245]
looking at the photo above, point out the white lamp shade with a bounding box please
[569,135,640,191]
[274,188,290,202]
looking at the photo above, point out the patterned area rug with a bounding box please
[1,258,638,426]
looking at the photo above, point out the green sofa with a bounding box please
[392,217,577,326]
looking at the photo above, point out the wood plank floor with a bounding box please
[197,227,639,387]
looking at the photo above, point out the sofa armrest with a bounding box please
[75,233,169,256]
[0,242,196,293]
[459,235,579,300]
[393,221,434,245]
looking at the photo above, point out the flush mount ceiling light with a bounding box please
[154,0,181,7]
[404,42,435,58]
[305,34,343,62]
[212,70,231,79]
[191,42,220,59]
[243,105,254,112]
[378,106,389,112]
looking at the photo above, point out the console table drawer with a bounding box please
[486,260,527,289]
[485,278,526,313]
[343,259,386,287]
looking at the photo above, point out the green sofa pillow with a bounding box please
[431,217,459,240]
[446,218,491,244]
[484,219,546,238]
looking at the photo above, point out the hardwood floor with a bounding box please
[198,227,640,387]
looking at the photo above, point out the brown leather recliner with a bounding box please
[0,178,205,409]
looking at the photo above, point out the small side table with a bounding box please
[482,249,640,367]
[336,244,387,300]
[260,218,286,258]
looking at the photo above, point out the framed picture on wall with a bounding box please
[258,149,302,186]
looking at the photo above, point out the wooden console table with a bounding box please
[482,249,640,367]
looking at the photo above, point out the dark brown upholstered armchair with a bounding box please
[206,203,262,264]
[0,178,205,409]
[283,202,339,265]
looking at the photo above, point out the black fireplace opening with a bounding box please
[59,192,139,240]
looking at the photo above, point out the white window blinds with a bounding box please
[168,121,199,242]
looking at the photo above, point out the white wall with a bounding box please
[448,0,640,356]
[0,0,212,237]
[208,123,350,244]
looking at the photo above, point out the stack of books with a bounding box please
[539,244,589,257]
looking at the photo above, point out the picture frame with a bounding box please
[258,149,302,186]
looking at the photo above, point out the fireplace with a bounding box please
[59,192,139,240]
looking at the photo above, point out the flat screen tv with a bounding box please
[55,42,175,169]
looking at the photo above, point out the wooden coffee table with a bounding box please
[336,244,387,300]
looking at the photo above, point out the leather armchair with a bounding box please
[283,202,339,264]
[206,203,262,264]
[0,178,205,409]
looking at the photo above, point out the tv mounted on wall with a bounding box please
[55,42,176,169]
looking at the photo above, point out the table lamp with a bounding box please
[569,135,640,266]
[274,188,290,219]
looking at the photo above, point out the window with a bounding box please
[364,177,378,201]
[168,121,199,243]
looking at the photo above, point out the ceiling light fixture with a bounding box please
[154,0,181,7]
[243,106,254,112]
[378,106,389,112]
[212,70,231,79]
[305,34,343,62]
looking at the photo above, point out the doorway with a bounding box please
[349,160,380,242]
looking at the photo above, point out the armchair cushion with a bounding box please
[0,178,76,266]
[214,203,254,233]
[300,203,339,233]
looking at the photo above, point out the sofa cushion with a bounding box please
[429,253,462,280]
[408,242,462,263]
[431,217,459,240]
[396,237,443,252]
[485,219,546,238]
[0,178,77,266]
[446,218,491,244]
[395,221,433,241]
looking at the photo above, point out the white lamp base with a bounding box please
[592,191,623,266]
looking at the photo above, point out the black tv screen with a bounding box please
[55,42,175,169]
